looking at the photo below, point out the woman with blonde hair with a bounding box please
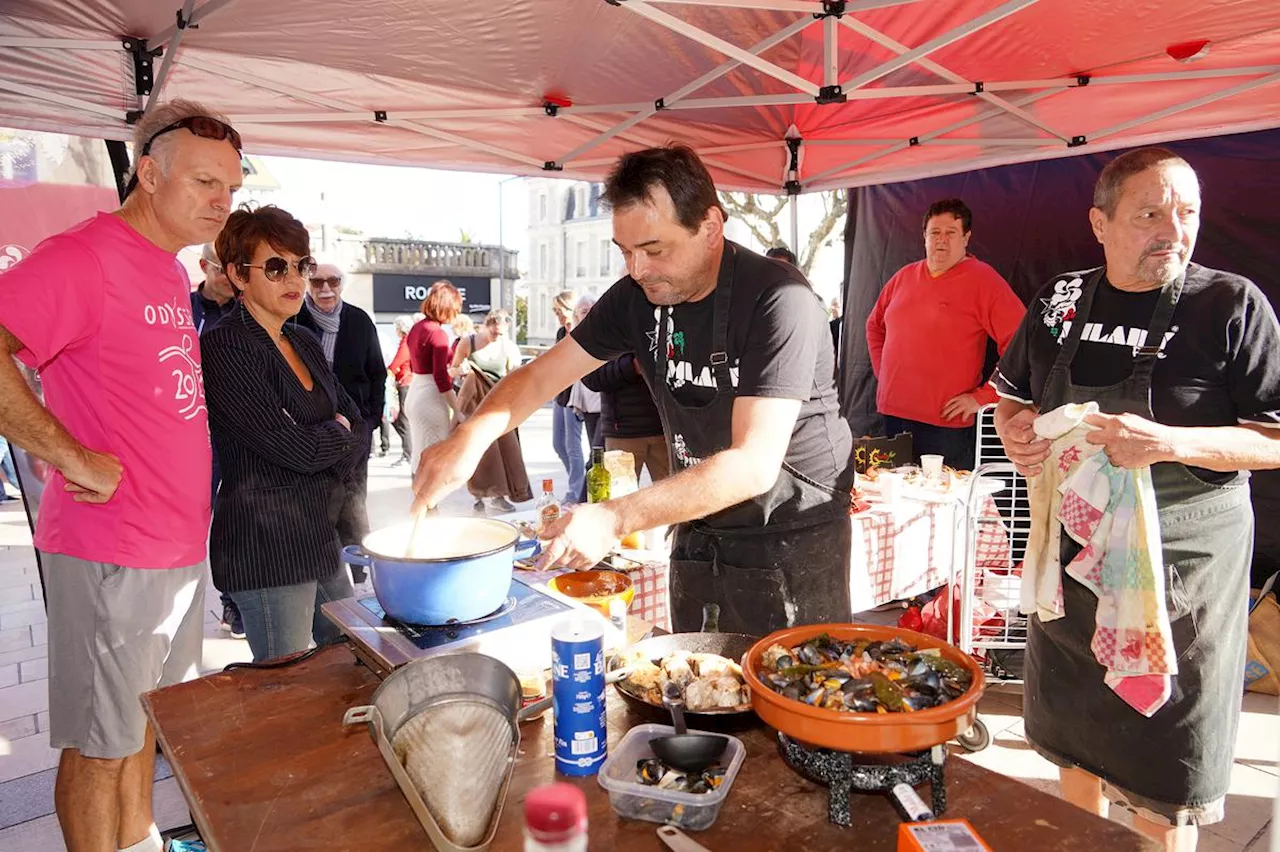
[404,281,462,471]
[550,290,583,503]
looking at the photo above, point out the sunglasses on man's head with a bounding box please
[309,276,342,290]
[124,116,242,196]
[242,256,317,281]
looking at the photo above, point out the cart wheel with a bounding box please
[955,720,991,753]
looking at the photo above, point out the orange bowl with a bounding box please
[547,570,634,616]
[744,624,985,753]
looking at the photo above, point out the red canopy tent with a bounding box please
[1,0,1279,194]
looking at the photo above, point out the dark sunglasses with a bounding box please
[125,116,242,195]
[243,256,317,281]
[309,276,342,290]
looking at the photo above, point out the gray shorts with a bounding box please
[44,552,206,759]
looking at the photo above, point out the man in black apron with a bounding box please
[992,147,1280,851]
[412,146,854,634]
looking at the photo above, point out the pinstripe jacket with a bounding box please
[201,303,365,594]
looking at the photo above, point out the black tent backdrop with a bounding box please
[837,127,1280,579]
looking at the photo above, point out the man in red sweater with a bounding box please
[865,199,1025,470]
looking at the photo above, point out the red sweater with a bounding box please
[406,319,453,394]
[866,257,1024,428]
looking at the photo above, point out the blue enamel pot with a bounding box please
[342,517,540,625]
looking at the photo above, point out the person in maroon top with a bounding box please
[387,314,416,467]
[404,282,461,470]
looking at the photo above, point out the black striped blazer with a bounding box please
[201,303,365,594]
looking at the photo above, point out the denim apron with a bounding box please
[1024,267,1253,810]
[656,244,853,634]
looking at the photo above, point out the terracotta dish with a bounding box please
[744,624,984,753]
[548,569,634,616]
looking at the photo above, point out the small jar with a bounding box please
[523,782,587,852]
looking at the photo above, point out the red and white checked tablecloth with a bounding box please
[849,495,1011,611]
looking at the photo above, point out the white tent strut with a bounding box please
[144,0,201,116]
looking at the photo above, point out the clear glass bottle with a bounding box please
[536,478,561,532]
[586,448,610,504]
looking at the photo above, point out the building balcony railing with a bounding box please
[356,238,520,278]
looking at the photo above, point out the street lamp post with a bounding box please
[496,175,521,321]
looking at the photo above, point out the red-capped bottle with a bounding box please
[523,782,588,852]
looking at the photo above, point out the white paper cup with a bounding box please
[878,472,902,503]
[921,454,944,480]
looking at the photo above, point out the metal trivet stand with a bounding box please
[776,735,947,827]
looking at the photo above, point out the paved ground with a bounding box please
[0,406,1275,850]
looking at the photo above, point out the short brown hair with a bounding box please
[215,205,310,292]
[1093,147,1195,218]
[421,280,463,323]
[602,145,726,232]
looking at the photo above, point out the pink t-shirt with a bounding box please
[0,213,211,569]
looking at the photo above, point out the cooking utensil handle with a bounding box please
[516,695,553,722]
[515,537,542,559]
[663,682,689,736]
[341,545,372,568]
[700,603,721,633]
[343,705,376,726]
[657,825,714,852]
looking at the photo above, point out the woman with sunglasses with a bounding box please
[200,205,365,662]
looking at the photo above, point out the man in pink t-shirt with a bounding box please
[865,198,1026,470]
[0,100,242,852]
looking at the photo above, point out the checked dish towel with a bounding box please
[1022,402,1177,717]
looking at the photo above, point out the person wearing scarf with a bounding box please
[295,263,386,583]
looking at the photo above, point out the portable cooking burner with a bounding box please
[776,735,947,828]
[322,577,618,679]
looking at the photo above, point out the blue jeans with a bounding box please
[551,403,585,502]
[0,436,17,493]
[229,565,354,662]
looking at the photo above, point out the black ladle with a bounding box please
[651,681,729,773]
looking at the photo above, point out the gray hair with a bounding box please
[129,99,232,183]
[574,294,597,314]
[484,309,510,327]
[1093,147,1195,218]
[394,315,415,335]
[200,242,219,265]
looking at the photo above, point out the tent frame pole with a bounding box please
[554,15,815,167]
[616,0,820,96]
[0,77,128,120]
[840,0,1043,91]
[179,54,545,169]
[144,0,200,115]
[837,15,1068,142]
[0,37,120,49]
[1088,70,1280,143]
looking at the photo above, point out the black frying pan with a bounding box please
[607,632,761,731]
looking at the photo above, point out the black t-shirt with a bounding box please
[994,263,1280,431]
[572,242,852,489]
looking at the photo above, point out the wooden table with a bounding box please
[143,644,1159,851]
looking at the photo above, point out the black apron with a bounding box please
[1024,267,1253,809]
[656,245,853,634]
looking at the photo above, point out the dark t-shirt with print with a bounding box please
[993,263,1280,449]
[571,241,852,490]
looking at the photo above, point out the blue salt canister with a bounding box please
[551,616,607,776]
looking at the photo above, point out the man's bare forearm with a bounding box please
[609,447,778,536]
[1166,424,1280,472]
[0,328,85,469]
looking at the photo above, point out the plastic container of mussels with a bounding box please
[597,723,746,830]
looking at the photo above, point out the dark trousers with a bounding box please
[392,385,410,461]
[881,415,976,471]
[377,415,390,454]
